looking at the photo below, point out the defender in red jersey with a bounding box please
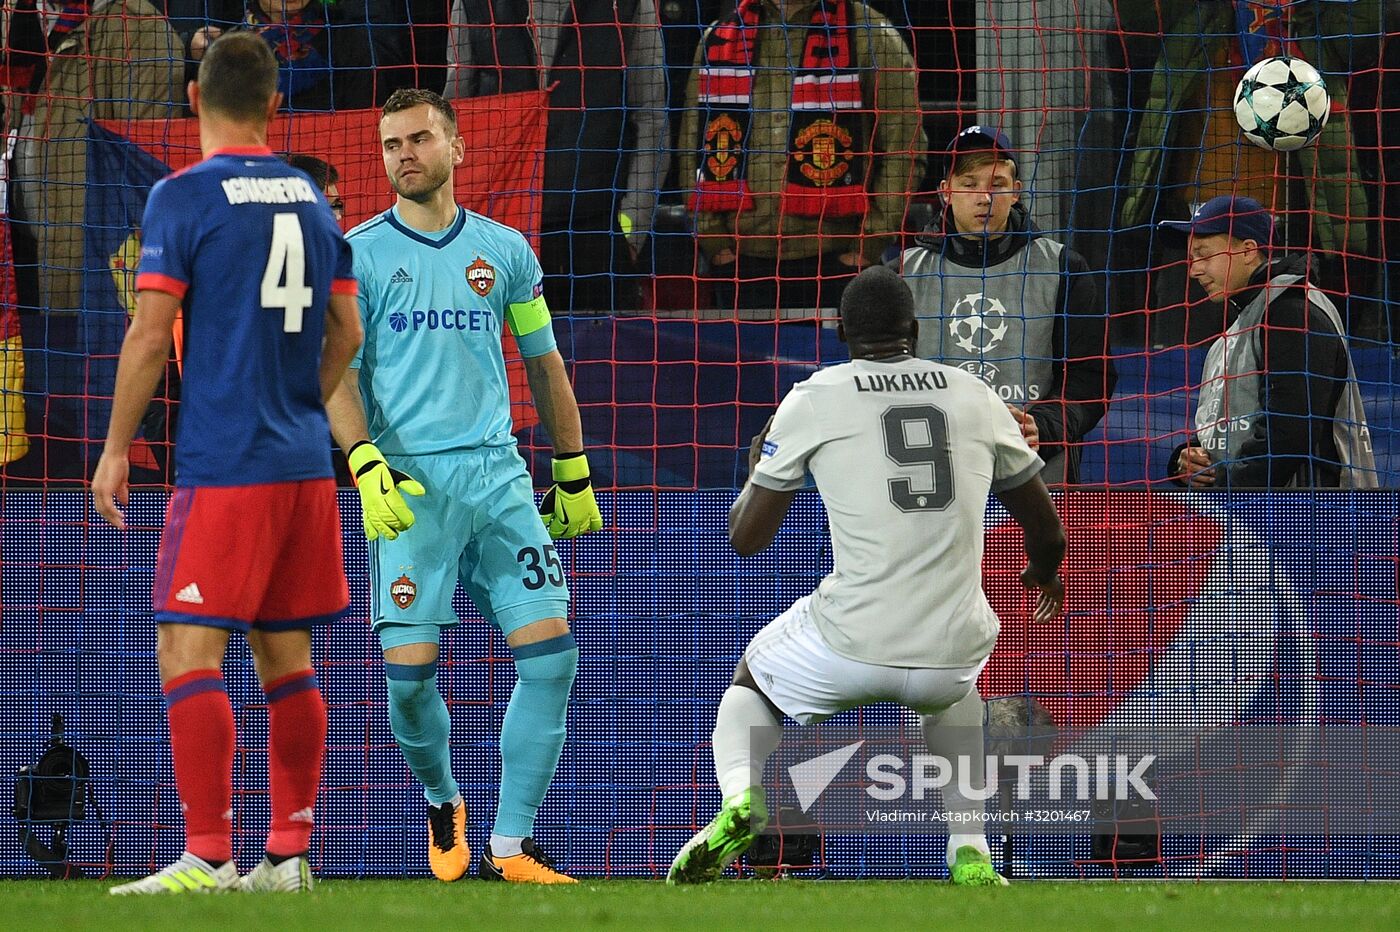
[91,32,363,895]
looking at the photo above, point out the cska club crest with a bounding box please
[390,574,417,610]
[466,256,497,297]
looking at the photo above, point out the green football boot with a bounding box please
[667,787,768,885]
[949,845,1009,887]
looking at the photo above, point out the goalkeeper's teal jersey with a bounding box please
[347,204,556,455]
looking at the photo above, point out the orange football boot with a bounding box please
[427,800,470,882]
[477,838,577,884]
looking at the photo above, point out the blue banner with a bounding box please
[77,123,175,474]
[1,490,1396,879]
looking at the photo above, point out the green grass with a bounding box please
[4,879,1399,931]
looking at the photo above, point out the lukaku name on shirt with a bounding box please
[853,370,949,393]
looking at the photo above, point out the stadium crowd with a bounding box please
[0,0,1392,488]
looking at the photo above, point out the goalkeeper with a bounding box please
[327,88,601,885]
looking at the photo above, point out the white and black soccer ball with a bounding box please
[1233,55,1331,152]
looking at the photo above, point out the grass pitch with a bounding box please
[4,879,1398,931]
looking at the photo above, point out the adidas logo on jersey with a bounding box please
[175,583,204,605]
[389,267,414,284]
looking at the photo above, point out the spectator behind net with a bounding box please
[187,0,377,111]
[285,152,345,222]
[677,0,926,314]
[443,0,670,314]
[893,126,1115,485]
[1160,196,1377,489]
[2,0,183,316]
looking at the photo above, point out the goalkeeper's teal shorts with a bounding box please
[368,445,568,649]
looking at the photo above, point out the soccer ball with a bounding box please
[1233,55,1331,152]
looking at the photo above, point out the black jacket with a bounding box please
[1169,253,1353,488]
[451,0,637,230]
[909,202,1118,483]
[180,2,381,111]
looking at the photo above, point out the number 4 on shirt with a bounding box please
[261,212,314,333]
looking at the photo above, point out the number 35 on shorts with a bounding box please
[517,544,566,591]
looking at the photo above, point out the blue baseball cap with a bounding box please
[946,125,1016,165]
[1158,195,1276,245]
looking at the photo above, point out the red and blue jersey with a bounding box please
[136,147,357,487]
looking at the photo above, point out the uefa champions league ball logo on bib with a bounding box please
[947,292,1010,354]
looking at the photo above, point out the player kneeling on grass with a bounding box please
[92,31,363,895]
[668,266,1066,887]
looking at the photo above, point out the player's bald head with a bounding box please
[840,266,917,346]
[197,31,279,121]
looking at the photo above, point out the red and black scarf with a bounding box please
[248,3,330,98]
[1,0,91,114]
[692,0,871,217]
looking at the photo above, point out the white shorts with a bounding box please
[744,596,987,725]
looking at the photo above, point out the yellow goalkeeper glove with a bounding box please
[347,441,424,541]
[539,452,603,539]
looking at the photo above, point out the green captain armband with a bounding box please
[506,296,551,338]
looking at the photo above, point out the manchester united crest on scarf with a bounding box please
[691,0,872,217]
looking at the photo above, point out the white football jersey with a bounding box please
[750,356,1043,668]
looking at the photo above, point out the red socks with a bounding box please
[164,667,327,862]
[264,669,327,857]
[163,669,235,864]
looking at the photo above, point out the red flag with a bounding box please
[101,91,550,431]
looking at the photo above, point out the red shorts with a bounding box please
[153,478,349,632]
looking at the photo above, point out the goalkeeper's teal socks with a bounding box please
[493,634,578,838]
[385,637,577,837]
[385,661,459,806]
